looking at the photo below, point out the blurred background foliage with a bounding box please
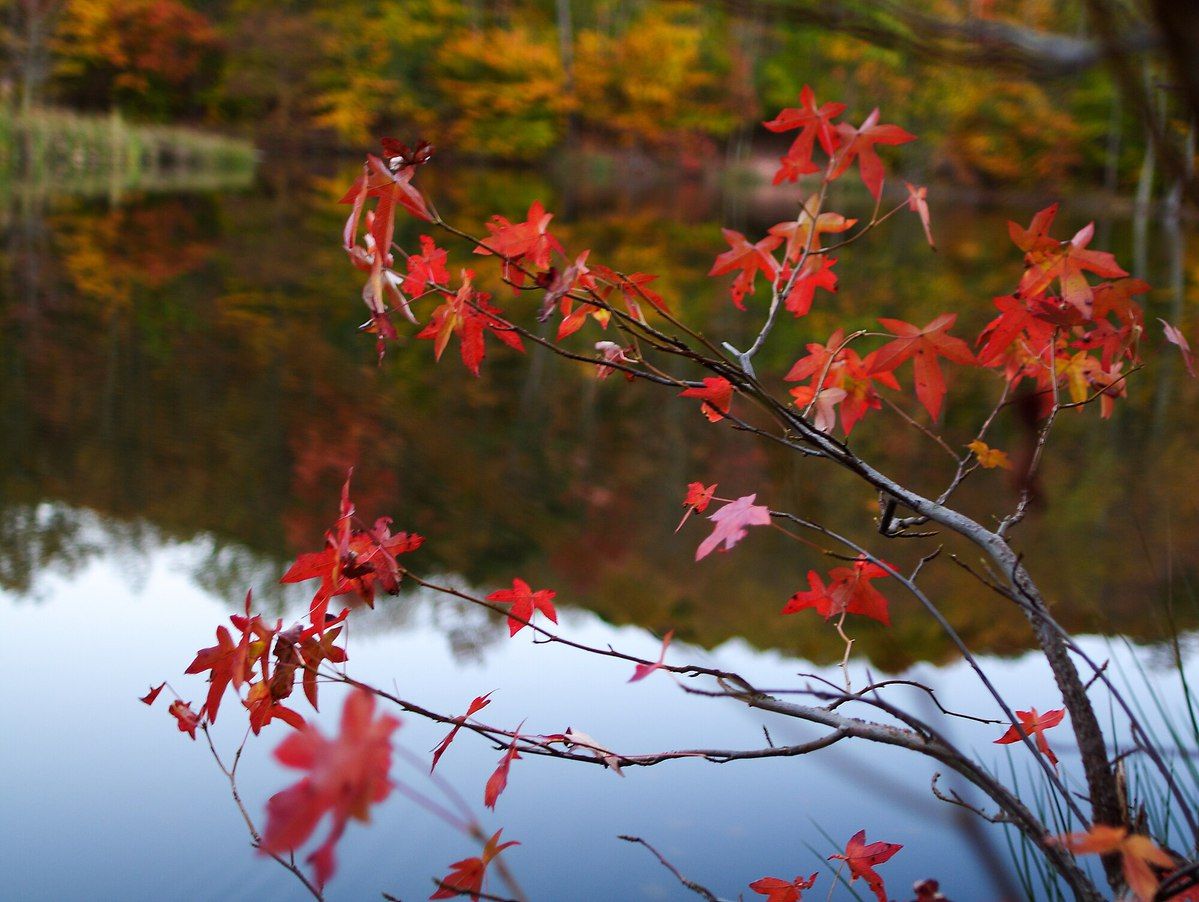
[0,0,1184,192]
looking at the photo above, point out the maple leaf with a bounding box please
[185,624,251,723]
[169,700,200,739]
[695,494,772,561]
[1051,825,1176,902]
[976,295,1055,369]
[768,196,856,263]
[1012,207,1128,316]
[708,228,782,309]
[782,256,839,318]
[771,151,820,185]
[872,314,976,420]
[763,85,846,175]
[1161,318,1197,377]
[749,873,818,902]
[994,707,1066,766]
[679,377,733,422]
[402,235,451,296]
[629,630,674,682]
[416,271,525,376]
[676,481,717,532]
[484,734,522,809]
[830,830,902,902]
[782,558,892,626]
[261,689,400,887]
[431,692,493,772]
[140,682,165,705]
[245,678,307,735]
[486,578,558,636]
[966,440,1012,470]
[430,829,519,901]
[473,200,563,276]
[829,109,916,200]
[905,183,935,249]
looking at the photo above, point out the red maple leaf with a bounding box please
[629,630,674,683]
[169,700,200,739]
[140,682,165,706]
[782,558,891,626]
[486,578,558,636]
[782,255,838,318]
[260,689,400,887]
[1011,206,1128,316]
[830,830,903,902]
[763,85,845,176]
[709,228,782,309]
[976,295,1055,369]
[695,494,772,561]
[245,678,307,735]
[1051,825,1178,902]
[484,734,522,809]
[430,829,519,901]
[473,200,562,278]
[679,377,733,422]
[829,109,916,200]
[402,235,451,295]
[749,873,818,902]
[994,707,1066,766]
[416,271,525,376]
[185,624,251,723]
[431,692,494,771]
[676,481,717,532]
[871,314,976,420]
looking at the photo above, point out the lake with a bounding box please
[1,158,1196,900]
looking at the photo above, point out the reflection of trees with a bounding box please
[0,168,1195,666]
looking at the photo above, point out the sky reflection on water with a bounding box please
[4,516,1195,900]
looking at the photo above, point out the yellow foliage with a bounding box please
[573,6,736,147]
[432,26,569,160]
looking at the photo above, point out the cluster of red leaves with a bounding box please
[260,689,400,887]
[785,329,900,435]
[976,204,1151,419]
[144,590,353,744]
[340,143,433,360]
[281,472,424,627]
[764,86,915,200]
[710,89,920,307]
[782,557,892,626]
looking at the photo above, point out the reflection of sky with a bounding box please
[6,526,1195,901]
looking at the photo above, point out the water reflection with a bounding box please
[3,520,1194,900]
[1,164,1196,670]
